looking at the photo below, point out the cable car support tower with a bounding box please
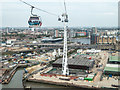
[59,0,69,75]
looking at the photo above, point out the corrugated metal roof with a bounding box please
[106,64,120,68]
[104,66,120,72]
[53,56,94,67]
[109,56,120,62]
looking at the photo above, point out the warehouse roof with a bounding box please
[109,56,120,62]
[53,56,94,67]
[104,64,120,72]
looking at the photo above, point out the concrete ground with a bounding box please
[29,72,118,88]
[92,51,108,82]
[28,51,118,88]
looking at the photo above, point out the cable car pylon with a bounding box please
[58,0,69,75]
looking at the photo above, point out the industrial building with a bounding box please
[52,56,95,75]
[104,55,120,76]
[104,64,120,75]
[108,56,120,64]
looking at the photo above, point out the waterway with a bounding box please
[2,69,67,88]
[0,84,2,90]
[2,69,24,88]
[71,38,90,44]
[55,38,90,44]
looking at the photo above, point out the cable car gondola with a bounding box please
[28,15,42,27]
[28,6,42,28]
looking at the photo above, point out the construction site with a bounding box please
[22,49,119,89]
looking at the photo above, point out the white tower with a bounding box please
[62,21,69,75]
[59,0,69,75]
[61,13,69,75]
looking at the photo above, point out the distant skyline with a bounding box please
[0,0,119,27]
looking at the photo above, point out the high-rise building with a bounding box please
[91,27,98,34]
[90,27,98,44]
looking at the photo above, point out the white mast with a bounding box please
[62,16,69,75]
[62,0,69,75]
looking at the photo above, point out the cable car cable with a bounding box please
[20,0,58,17]
[64,0,67,14]
[63,0,68,22]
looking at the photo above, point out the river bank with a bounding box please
[2,69,68,88]
[2,69,24,88]
[27,78,96,89]
[2,64,28,84]
[2,68,17,84]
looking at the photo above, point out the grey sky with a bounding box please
[0,0,118,27]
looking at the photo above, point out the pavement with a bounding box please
[29,73,118,88]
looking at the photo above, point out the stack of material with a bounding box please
[84,74,95,81]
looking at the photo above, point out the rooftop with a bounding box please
[53,56,94,68]
[109,56,120,62]
[104,64,120,72]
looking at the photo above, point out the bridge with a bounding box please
[26,43,120,51]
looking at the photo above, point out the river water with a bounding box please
[71,38,90,44]
[0,84,2,90]
[2,69,24,88]
[55,38,90,44]
[2,69,67,88]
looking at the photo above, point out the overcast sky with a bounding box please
[0,0,119,27]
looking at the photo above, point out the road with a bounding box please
[93,51,108,82]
